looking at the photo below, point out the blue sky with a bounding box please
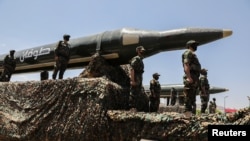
[0,0,249,109]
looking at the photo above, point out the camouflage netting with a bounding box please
[108,109,250,141]
[0,53,249,141]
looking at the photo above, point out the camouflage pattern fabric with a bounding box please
[129,55,145,110]
[108,108,250,141]
[209,100,217,113]
[149,79,161,112]
[199,75,210,113]
[182,49,201,114]
[0,53,249,141]
[55,41,71,61]
[178,94,185,105]
[170,88,177,106]
[0,54,16,82]
[52,41,71,79]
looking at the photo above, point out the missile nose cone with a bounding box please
[223,29,233,38]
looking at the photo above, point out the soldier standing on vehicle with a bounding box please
[209,100,216,114]
[178,94,185,106]
[0,50,16,82]
[208,101,213,114]
[52,34,71,80]
[182,40,201,116]
[199,68,210,113]
[170,87,177,106]
[212,98,217,113]
[129,46,145,110]
[149,73,161,112]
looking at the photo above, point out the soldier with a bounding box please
[212,98,217,113]
[149,73,161,112]
[0,50,16,82]
[208,101,213,114]
[199,68,210,113]
[40,70,49,81]
[129,46,145,110]
[182,40,201,116]
[178,94,185,106]
[166,95,170,106]
[209,100,216,114]
[52,34,71,80]
[170,87,177,106]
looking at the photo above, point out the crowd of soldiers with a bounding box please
[181,40,216,116]
[129,40,217,115]
[0,34,71,82]
[0,37,217,116]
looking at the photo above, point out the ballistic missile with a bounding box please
[0,27,232,74]
[143,84,229,98]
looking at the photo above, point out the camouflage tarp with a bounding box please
[107,109,250,141]
[0,77,128,141]
[0,53,249,141]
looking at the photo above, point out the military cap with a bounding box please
[136,46,145,52]
[186,40,199,47]
[200,68,208,75]
[153,73,160,77]
[63,34,71,38]
[10,50,15,53]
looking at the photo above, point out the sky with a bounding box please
[0,0,249,110]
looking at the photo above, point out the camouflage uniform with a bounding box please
[52,40,71,79]
[182,43,201,114]
[129,55,144,109]
[199,70,210,113]
[209,101,216,114]
[178,94,185,105]
[149,73,161,112]
[170,88,177,106]
[0,50,16,82]
[208,101,213,113]
[211,98,217,113]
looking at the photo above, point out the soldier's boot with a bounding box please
[52,74,56,80]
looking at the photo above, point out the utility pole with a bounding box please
[247,96,250,108]
[224,96,228,114]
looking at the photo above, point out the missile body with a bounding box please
[0,27,232,74]
[143,84,229,98]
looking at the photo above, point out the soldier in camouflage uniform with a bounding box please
[0,50,16,82]
[52,34,71,80]
[208,101,213,114]
[182,40,201,116]
[149,73,161,112]
[170,87,177,106]
[129,46,145,110]
[199,68,210,113]
[212,98,217,113]
[178,94,185,106]
[208,100,216,114]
